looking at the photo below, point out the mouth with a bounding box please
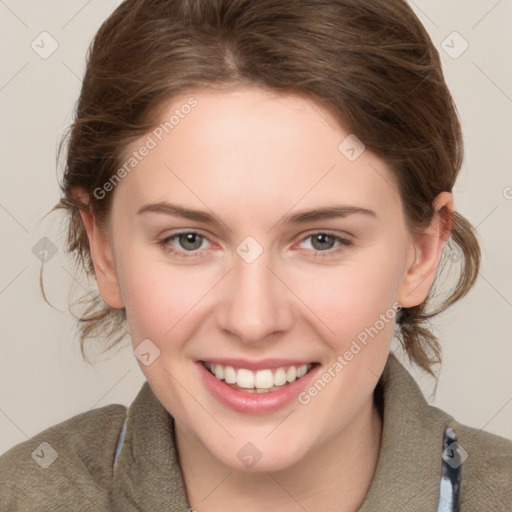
[201,360,318,393]
[197,359,320,414]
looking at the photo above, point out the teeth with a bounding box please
[203,361,314,392]
[214,364,224,380]
[224,365,237,384]
[297,364,308,378]
[237,368,254,389]
[286,366,297,383]
[274,368,287,386]
[254,369,274,389]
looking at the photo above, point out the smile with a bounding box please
[197,359,320,414]
[202,361,315,393]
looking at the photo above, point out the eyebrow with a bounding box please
[136,201,377,225]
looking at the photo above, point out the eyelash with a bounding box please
[158,230,352,259]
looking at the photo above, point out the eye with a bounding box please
[297,232,352,257]
[157,230,352,259]
[159,230,212,257]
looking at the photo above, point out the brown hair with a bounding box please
[53,0,480,377]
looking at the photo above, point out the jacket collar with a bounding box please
[358,352,450,511]
[112,352,451,510]
[111,377,190,511]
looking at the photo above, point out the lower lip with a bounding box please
[197,361,320,415]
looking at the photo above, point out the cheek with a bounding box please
[293,244,405,350]
[116,250,215,346]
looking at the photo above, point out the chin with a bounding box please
[200,431,313,473]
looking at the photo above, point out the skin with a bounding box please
[77,86,452,511]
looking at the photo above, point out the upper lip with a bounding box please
[199,358,318,371]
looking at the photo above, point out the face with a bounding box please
[87,86,446,472]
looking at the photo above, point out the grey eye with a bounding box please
[310,234,336,251]
[177,233,204,251]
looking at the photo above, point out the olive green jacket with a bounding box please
[1,352,511,511]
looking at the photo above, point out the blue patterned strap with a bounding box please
[113,413,128,471]
[437,426,462,512]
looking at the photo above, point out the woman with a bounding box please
[1,0,511,510]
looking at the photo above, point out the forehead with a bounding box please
[114,86,402,226]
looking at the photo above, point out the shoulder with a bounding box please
[426,402,512,510]
[0,403,127,511]
[449,417,512,510]
[379,354,512,510]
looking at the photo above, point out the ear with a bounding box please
[398,191,453,308]
[72,188,124,309]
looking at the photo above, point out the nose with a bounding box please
[216,250,295,345]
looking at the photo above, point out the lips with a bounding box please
[197,359,320,414]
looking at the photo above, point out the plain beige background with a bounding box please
[1,0,511,455]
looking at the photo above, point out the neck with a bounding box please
[176,394,383,512]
